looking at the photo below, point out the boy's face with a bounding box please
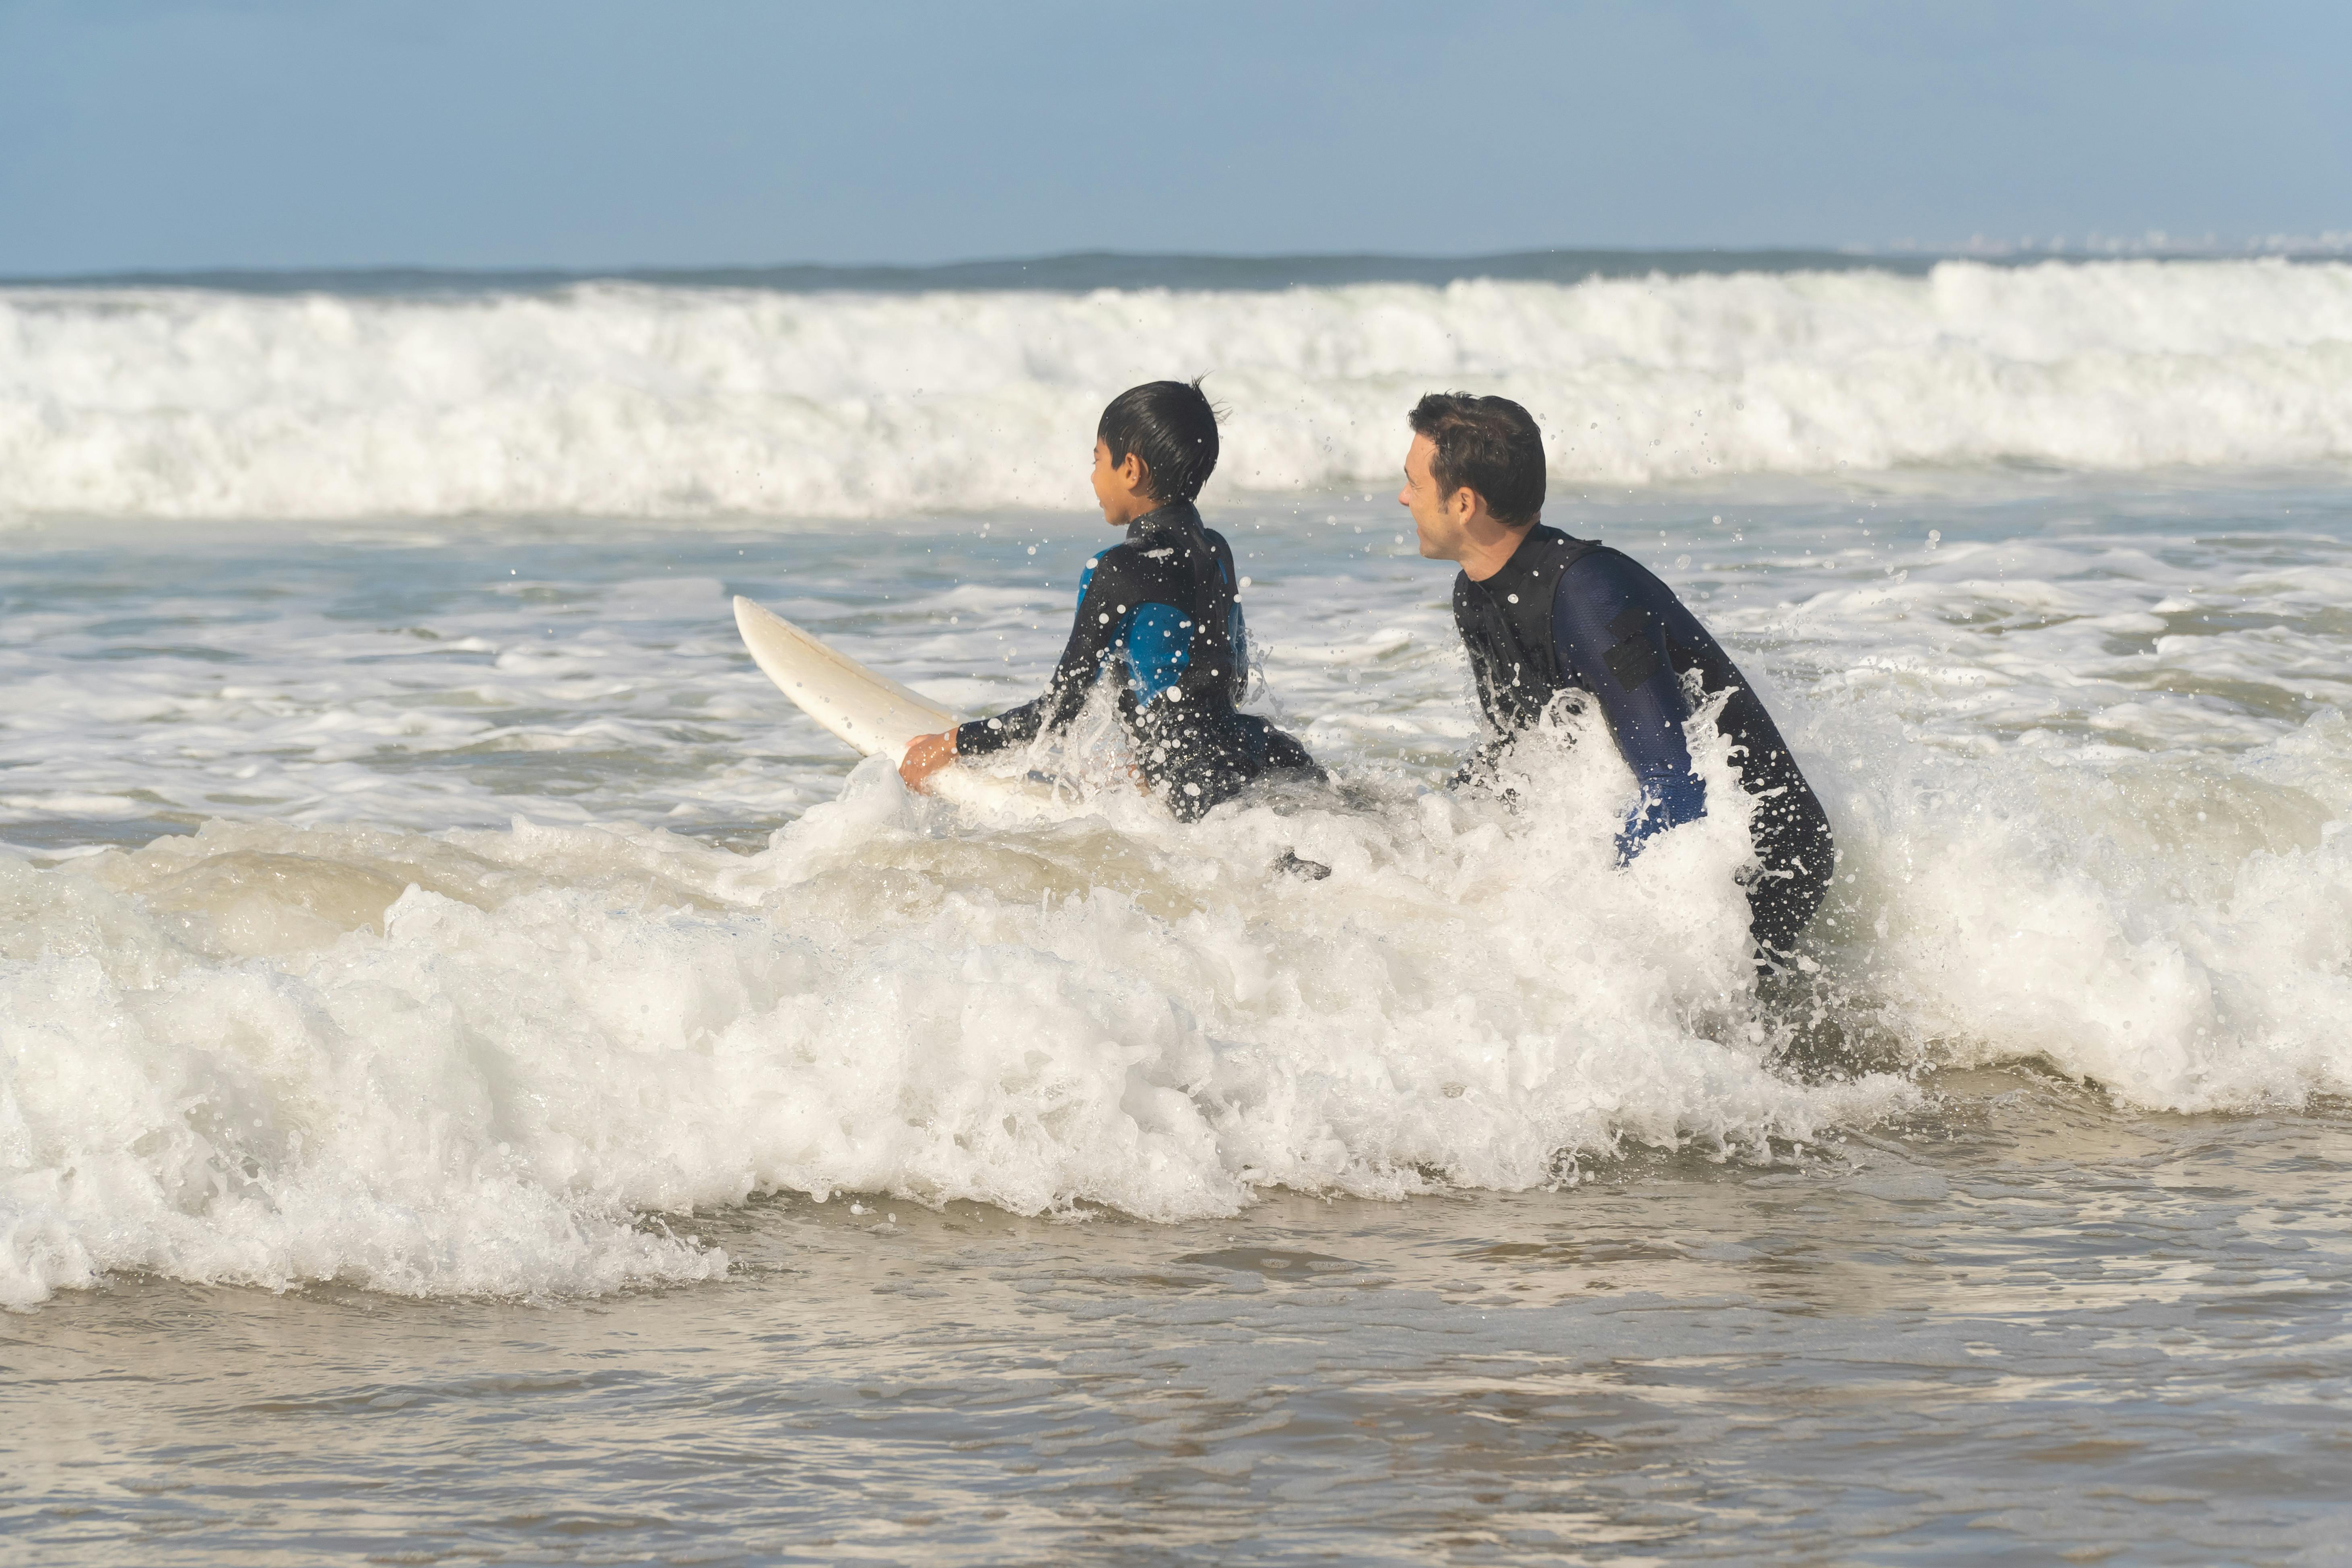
[1090,438,1156,526]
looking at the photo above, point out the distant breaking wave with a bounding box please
[5,257,2352,521]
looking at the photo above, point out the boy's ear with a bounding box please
[1121,450,1153,495]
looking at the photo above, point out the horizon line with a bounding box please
[9,237,2351,294]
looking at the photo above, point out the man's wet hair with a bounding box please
[1100,379,1220,503]
[1408,392,1545,526]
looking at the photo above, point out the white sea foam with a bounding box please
[7,669,2352,1306]
[7,463,2352,1304]
[0,735,1919,1307]
[6,259,2352,521]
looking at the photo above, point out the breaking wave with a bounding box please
[8,687,2352,1305]
[6,258,2352,520]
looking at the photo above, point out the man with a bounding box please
[1397,392,1834,962]
[900,379,1315,820]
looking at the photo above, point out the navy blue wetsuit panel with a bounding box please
[1453,526,1835,958]
[1554,548,1835,954]
[1549,552,1710,859]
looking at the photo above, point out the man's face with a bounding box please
[1398,433,1470,560]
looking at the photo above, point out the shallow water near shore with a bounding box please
[10,1071,2351,1564]
[6,469,2352,1561]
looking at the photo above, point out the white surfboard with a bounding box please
[732,595,1057,808]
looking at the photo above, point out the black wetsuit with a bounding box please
[1452,525,1835,957]
[956,501,1315,821]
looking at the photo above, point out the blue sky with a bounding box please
[2,0,2346,273]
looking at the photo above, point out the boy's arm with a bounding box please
[1551,556,1707,860]
[956,551,1130,757]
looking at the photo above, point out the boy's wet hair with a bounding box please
[1408,392,1545,525]
[1099,379,1219,504]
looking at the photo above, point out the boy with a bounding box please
[899,380,1315,821]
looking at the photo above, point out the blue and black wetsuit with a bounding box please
[956,500,1316,821]
[1453,525,1835,958]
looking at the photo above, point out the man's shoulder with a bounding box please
[1556,546,1717,645]
[1560,542,1664,597]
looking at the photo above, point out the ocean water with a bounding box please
[6,258,2352,1563]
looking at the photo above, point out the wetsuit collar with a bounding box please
[1125,499,1202,542]
[1468,522,1573,588]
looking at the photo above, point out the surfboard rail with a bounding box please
[733,594,1062,809]
[733,595,956,762]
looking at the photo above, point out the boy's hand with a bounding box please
[899,730,957,793]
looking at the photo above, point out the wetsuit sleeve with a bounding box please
[1552,554,1708,861]
[956,550,1131,756]
[1214,532,1249,699]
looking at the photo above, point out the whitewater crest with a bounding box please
[1,723,1917,1307]
[8,680,2352,1305]
[5,258,2352,521]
